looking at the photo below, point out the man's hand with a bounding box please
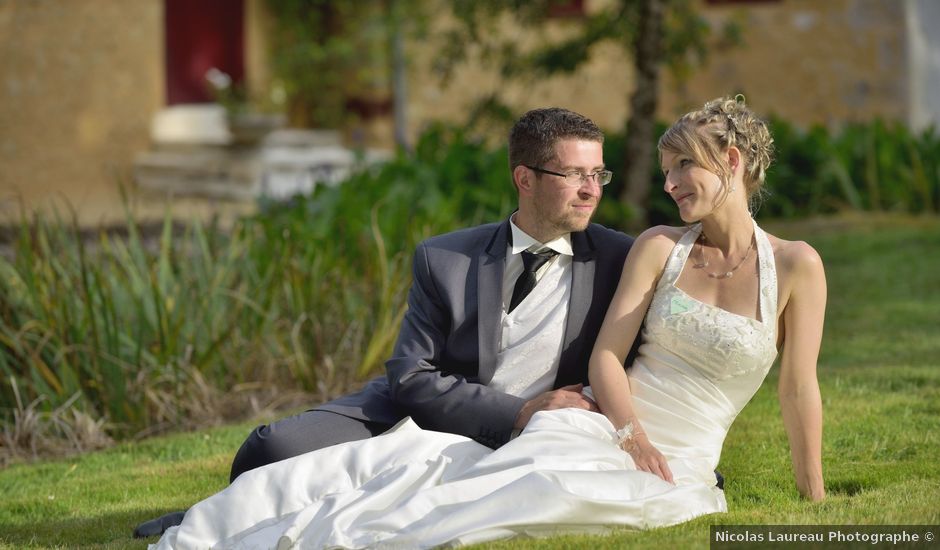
[514,384,599,429]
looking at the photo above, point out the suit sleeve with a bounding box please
[385,241,524,448]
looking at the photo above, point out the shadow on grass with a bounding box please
[826,478,875,496]
[0,508,180,549]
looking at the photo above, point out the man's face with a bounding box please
[528,139,604,241]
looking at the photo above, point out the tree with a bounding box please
[265,0,360,129]
[437,0,724,229]
[622,0,665,228]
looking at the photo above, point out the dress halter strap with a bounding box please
[656,224,703,290]
[657,220,778,326]
[753,222,778,325]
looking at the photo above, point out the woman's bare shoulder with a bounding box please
[625,225,690,274]
[766,232,825,279]
[634,225,688,249]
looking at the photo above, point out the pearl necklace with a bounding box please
[692,232,754,279]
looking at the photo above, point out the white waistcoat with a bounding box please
[489,256,572,400]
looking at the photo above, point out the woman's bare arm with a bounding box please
[777,241,827,501]
[589,227,675,482]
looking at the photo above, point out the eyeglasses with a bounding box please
[525,165,613,187]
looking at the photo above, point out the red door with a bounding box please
[164,0,245,105]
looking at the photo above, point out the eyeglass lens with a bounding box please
[566,171,612,186]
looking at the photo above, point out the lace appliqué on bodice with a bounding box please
[642,221,778,382]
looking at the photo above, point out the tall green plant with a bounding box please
[761,119,939,217]
[0,126,515,446]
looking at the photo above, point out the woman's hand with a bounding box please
[623,434,674,484]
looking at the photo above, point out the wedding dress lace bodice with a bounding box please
[644,220,778,382]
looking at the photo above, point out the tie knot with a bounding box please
[521,248,557,273]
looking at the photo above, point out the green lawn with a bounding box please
[2,214,938,549]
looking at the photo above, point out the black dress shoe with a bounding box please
[715,470,725,490]
[133,511,187,538]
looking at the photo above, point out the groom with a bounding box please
[135,107,634,537]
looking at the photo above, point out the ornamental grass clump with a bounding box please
[0,125,513,461]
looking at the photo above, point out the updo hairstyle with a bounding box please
[658,96,774,208]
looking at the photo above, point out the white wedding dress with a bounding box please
[152,221,778,550]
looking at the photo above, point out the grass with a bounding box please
[1,214,938,549]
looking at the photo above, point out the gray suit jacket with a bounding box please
[319,218,634,448]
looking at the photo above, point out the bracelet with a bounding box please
[616,421,644,453]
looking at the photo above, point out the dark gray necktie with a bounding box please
[508,249,557,313]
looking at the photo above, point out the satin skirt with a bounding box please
[151,408,726,550]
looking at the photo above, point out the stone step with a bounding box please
[135,132,392,201]
[134,149,259,201]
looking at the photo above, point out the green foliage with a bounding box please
[0,211,285,437]
[762,119,940,217]
[0,126,512,445]
[600,118,940,226]
[439,0,716,87]
[264,0,414,128]
[1,119,937,450]
[1,216,937,549]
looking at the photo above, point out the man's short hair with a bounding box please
[508,108,604,170]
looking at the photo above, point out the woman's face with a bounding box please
[660,149,725,223]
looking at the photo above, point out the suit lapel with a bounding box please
[477,219,510,385]
[555,229,597,387]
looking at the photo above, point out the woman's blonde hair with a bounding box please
[658,95,774,210]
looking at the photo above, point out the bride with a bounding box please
[152,97,826,549]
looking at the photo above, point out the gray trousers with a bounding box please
[229,410,393,482]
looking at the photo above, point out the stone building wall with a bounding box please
[0,0,922,224]
[0,0,269,225]
[0,0,163,223]
[659,0,908,127]
[404,0,910,142]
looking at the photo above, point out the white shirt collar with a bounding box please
[509,215,573,257]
